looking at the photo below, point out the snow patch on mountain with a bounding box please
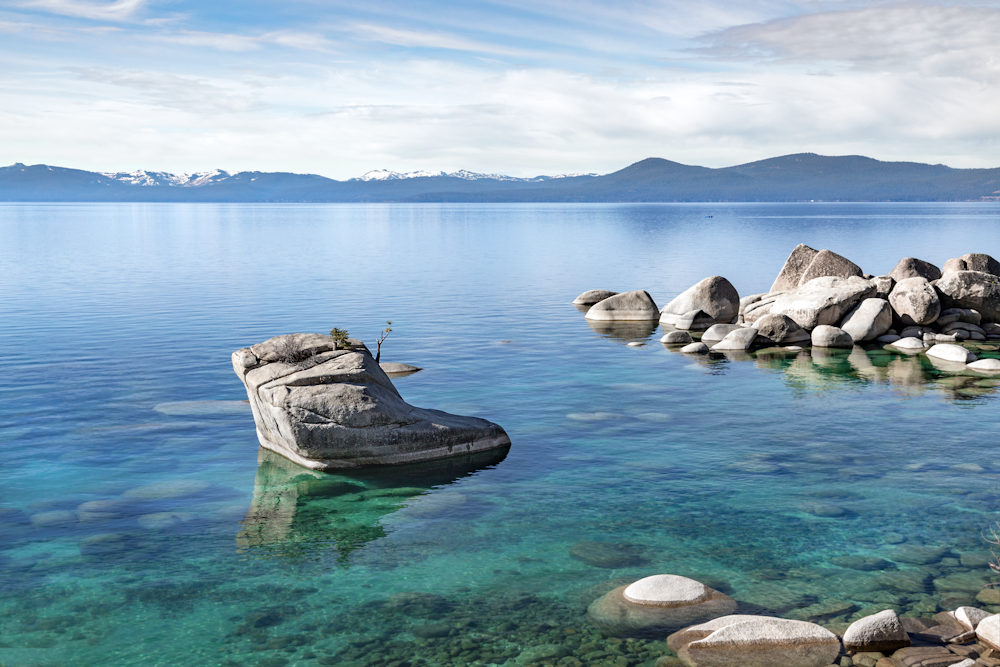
[351,169,598,182]
[101,169,236,187]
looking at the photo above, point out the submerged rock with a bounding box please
[586,290,660,321]
[233,333,510,469]
[569,541,647,568]
[660,277,740,327]
[700,324,742,343]
[573,289,618,306]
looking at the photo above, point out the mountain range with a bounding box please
[2,154,999,203]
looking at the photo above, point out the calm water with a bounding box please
[2,202,1000,667]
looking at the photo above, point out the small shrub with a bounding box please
[329,327,350,350]
[272,337,314,364]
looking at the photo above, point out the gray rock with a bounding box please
[934,271,1000,323]
[588,575,737,637]
[942,253,1000,276]
[233,334,510,469]
[870,274,895,299]
[925,343,976,364]
[798,248,865,285]
[977,614,1000,651]
[661,330,693,345]
[890,257,942,283]
[892,544,948,565]
[660,277,740,328]
[672,309,719,331]
[889,277,941,326]
[585,290,660,321]
[738,293,768,323]
[701,324,742,343]
[573,289,618,305]
[936,307,978,326]
[842,609,911,653]
[771,243,820,293]
[675,616,840,667]
[769,276,876,330]
[379,362,422,376]
[840,298,893,342]
[954,606,991,632]
[680,342,709,354]
[712,327,759,351]
[811,325,853,349]
[743,294,782,324]
[753,313,810,345]
[877,334,900,343]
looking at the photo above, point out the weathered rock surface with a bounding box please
[934,270,1000,322]
[712,327,759,351]
[233,333,511,469]
[700,324,742,343]
[811,325,853,349]
[661,330,694,345]
[977,614,1000,651]
[840,298,893,342]
[769,276,875,330]
[660,277,740,327]
[674,616,840,667]
[753,313,810,345]
[588,575,737,637]
[953,606,990,632]
[666,615,763,653]
[925,343,976,364]
[771,244,819,292]
[586,290,660,321]
[942,253,1000,276]
[870,275,895,300]
[890,257,942,283]
[842,609,911,653]
[573,289,618,305]
[743,294,783,325]
[889,277,941,326]
[379,362,422,376]
[798,249,865,285]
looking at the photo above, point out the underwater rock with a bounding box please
[674,616,840,667]
[233,333,510,469]
[123,480,212,500]
[588,575,737,637]
[842,609,910,653]
[569,541,647,568]
[585,290,660,321]
[830,555,894,572]
[515,643,570,664]
[29,510,76,528]
[891,544,948,565]
[660,277,740,328]
[573,289,618,306]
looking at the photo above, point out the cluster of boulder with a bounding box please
[575,245,1000,373]
[586,574,1000,667]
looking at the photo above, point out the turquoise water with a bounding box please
[1,202,1000,667]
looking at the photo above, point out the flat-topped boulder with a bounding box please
[660,277,740,327]
[233,333,511,469]
[574,289,618,306]
[934,270,1000,322]
[587,574,737,637]
[674,616,840,667]
[769,276,875,330]
[586,290,660,321]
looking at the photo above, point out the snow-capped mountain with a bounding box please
[100,169,235,187]
[351,169,598,182]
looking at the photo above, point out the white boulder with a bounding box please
[769,276,875,330]
[954,606,991,632]
[926,343,976,364]
[977,614,1000,651]
[842,609,910,653]
[811,325,853,349]
[712,328,759,351]
[840,298,892,341]
[968,358,1000,372]
[675,616,841,667]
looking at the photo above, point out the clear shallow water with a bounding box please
[1,202,1000,667]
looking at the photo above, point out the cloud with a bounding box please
[349,24,536,57]
[19,0,145,21]
[701,5,1000,82]
[144,28,337,53]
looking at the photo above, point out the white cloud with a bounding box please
[19,0,145,21]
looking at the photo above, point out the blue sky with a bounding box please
[1,0,999,178]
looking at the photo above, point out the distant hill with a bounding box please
[3,154,1000,202]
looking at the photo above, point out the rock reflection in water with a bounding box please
[586,318,659,343]
[237,447,508,564]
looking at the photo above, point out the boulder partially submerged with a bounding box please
[233,333,511,469]
[660,277,740,329]
[672,616,840,667]
[585,290,660,321]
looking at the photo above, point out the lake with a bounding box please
[1,202,999,667]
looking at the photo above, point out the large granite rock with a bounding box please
[712,327,759,351]
[660,277,740,327]
[233,334,511,469]
[588,575,737,637]
[770,244,819,292]
[978,614,1000,651]
[811,325,853,348]
[942,253,1000,276]
[754,313,810,345]
[934,271,1000,323]
[769,276,876,330]
[674,616,840,667]
[870,275,895,299]
[842,609,910,653]
[574,289,618,306]
[890,257,942,283]
[954,606,991,632]
[798,248,865,285]
[743,294,783,325]
[586,290,660,321]
[889,277,941,326]
[840,298,892,342]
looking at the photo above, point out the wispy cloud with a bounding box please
[146,28,337,53]
[19,0,146,21]
[350,24,536,57]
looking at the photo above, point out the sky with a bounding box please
[1,0,999,178]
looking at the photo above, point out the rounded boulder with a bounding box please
[587,574,737,637]
[586,290,660,321]
[811,325,853,349]
[574,289,618,306]
[926,343,976,364]
[675,616,840,667]
[842,609,910,653]
[889,277,941,326]
[660,277,740,327]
